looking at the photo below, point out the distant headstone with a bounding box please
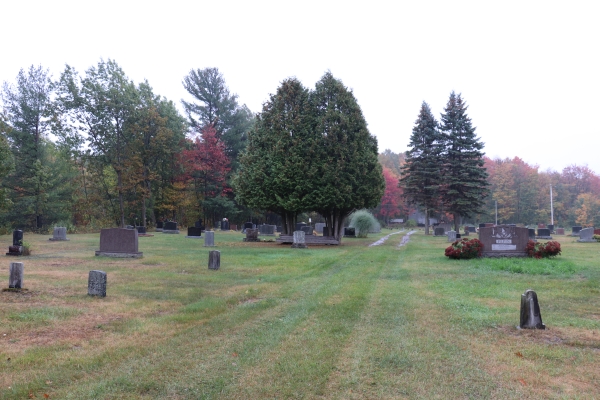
[6,230,23,256]
[322,226,330,237]
[484,223,494,228]
[536,228,552,239]
[291,231,307,248]
[244,222,253,230]
[204,231,215,247]
[468,226,476,233]
[537,223,546,229]
[344,227,356,238]
[9,262,24,289]
[577,227,595,242]
[295,222,306,231]
[49,227,69,241]
[479,225,529,257]
[136,226,146,234]
[479,223,486,229]
[519,289,545,329]
[315,223,326,234]
[126,225,135,230]
[556,228,565,235]
[163,221,179,234]
[95,228,142,258]
[88,270,107,297]
[434,227,445,236]
[230,224,237,231]
[447,230,457,242]
[456,233,462,239]
[156,221,164,231]
[259,224,275,235]
[276,226,282,233]
[186,227,203,238]
[208,250,220,270]
[243,229,260,242]
[547,224,554,233]
[221,221,230,231]
[301,226,313,235]
[528,229,536,240]
[572,226,582,235]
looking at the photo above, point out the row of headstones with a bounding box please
[7,228,70,256]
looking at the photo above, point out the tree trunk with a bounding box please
[453,212,460,232]
[117,169,125,228]
[424,207,430,235]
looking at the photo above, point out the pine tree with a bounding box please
[399,102,443,235]
[439,92,489,231]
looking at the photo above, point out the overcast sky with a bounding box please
[2,0,599,173]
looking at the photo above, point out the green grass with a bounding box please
[0,229,598,399]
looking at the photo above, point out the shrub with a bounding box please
[404,219,416,228]
[525,240,561,259]
[21,241,31,256]
[348,209,379,238]
[445,238,484,259]
[594,235,600,243]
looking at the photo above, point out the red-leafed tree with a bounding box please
[376,167,405,223]
[181,124,231,224]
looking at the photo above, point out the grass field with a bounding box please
[1,229,599,399]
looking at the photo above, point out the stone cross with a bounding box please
[519,289,545,329]
[204,231,215,247]
[208,250,220,270]
[9,262,24,289]
[291,231,307,248]
[88,270,107,297]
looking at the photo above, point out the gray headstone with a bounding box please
[95,228,142,258]
[88,270,107,297]
[221,221,230,231]
[577,227,595,242]
[291,230,307,248]
[519,289,545,329]
[468,226,476,233]
[315,223,326,234]
[447,230,457,242]
[479,225,529,257]
[301,226,313,235]
[204,231,215,247]
[244,228,260,242]
[208,250,220,270]
[295,222,306,231]
[9,262,24,289]
[434,227,445,236]
[50,227,69,241]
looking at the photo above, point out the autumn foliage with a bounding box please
[445,238,484,259]
[525,240,561,259]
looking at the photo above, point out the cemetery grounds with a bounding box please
[0,229,599,399]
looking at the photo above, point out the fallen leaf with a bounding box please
[232,352,238,357]
[44,394,50,399]
[518,379,527,386]
[515,351,523,358]
[29,393,35,399]
[45,381,52,385]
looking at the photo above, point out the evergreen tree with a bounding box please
[0,113,14,210]
[439,92,489,231]
[310,72,385,241]
[399,102,443,235]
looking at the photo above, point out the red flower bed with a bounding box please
[525,240,561,259]
[445,238,484,259]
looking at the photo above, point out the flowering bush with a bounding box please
[445,238,484,259]
[594,235,600,243]
[525,240,561,259]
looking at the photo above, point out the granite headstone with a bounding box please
[95,228,142,258]
[204,231,215,247]
[49,227,69,241]
[479,225,529,257]
[88,270,107,297]
[291,231,307,248]
[9,262,24,289]
[519,289,545,329]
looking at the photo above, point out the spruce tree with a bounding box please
[439,92,489,231]
[399,102,443,235]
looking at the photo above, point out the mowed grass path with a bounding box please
[0,230,598,399]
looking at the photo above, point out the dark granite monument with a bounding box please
[49,227,69,241]
[95,228,143,258]
[572,226,582,235]
[163,221,179,234]
[6,230,23,256]
[322,226,330,237]
[156,221,164,232]
[547,224,554,233]
[221,221,230,231]
[467,226,476,233]
[186,227,203,238]
[295,222,306,231]
[344,227,356,238]
[301,226,313,235]
[528,229,537,241]
[243,229,260,242]
[88,270,107,297]
[136,226,146,234]
[519,289,545,329]
[259,224,275,236]
[208,250,220,270]
[479,225,529,257]
[536,228,552,239]
[434,227,445,236]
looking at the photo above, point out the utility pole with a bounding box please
[495,200,498,225]
[550,184,554,225]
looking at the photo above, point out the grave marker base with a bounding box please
[95,251,143,258]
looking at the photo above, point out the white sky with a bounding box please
[3,0,599,173]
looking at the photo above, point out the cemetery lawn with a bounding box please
[1,230,599,399]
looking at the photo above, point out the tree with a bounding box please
[439,92,489,231]
[399,102,443,234]
[310,72,385,241]
[234,78,315,234]
[376,167,405,223]
[0,113,14,210]
[181,67,254,171]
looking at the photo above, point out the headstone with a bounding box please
[6,230,23,256]
[291,231,307,248]
[301,226,313,235]
[447,230,457,242]
[9,262,24,289]
[186,227,203,238]
[479,225,529,257]
[572,226,582,235]
[243,229,260,242]
[244,222,253,230]
[344,227,356,238]
[221,221,230,231]
[528,229,536,240]
[315,223,326,234]
[537,223,546,229]
[556,228,565,235]
[577,227,595,242]
[547,224,554,233]
[194,219,203,229]
[204,231,215,247]
[479,223,486,229]
[88,270,107,297]
[136,226,146,234]
[126,225,135,230]
[163,221,179,234]
[519,289,545,329]
[259,224,275,235]
[434,227,445,236]
[536,228,552,239]
[276,226,282,233]
[456,233,461,239]
[295,222,306,231]
[95,228,142,258]
[485,223,494,228]
[49,227,69,241]
[230,224,237,231]
[322,226,330,237]
[468,226,476,233]
[208,250,220,270]
[156,221,164,231]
